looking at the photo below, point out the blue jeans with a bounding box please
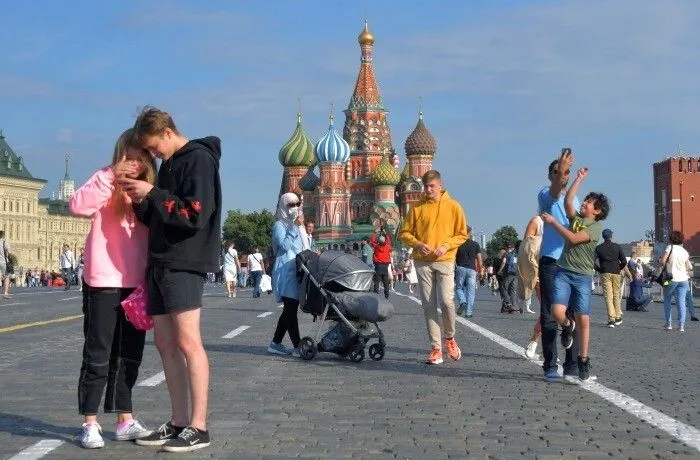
[251,270,263,298]
[685,285,697,318]
[663,280,688,326]
[455,266,477,315]
[539,257,579,375]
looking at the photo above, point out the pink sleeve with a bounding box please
[69,167,116,217]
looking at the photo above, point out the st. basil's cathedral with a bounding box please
[277,21,437,251]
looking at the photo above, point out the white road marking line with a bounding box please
[137,371,165,387]
[7,439,64,459]
[2,302,28,307]
[395,291,700,452]
[257,312,273,318]
[222,325,250,339]
[8,290,65,296]
[58,296,81,301]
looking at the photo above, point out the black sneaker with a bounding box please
[578,356,591,382]
[456,303,466,316]
[691,316,699,322]
[606,320,616,328]
[134,422,184,446]
[162,426,210,453]
[560,319,575,349]
[614,317,623,326]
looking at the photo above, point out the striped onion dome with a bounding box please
[371,154,401,186]
[299,164,319,191]
[404,111,436,156]
[314,115,350,163]
[278,113,315,167]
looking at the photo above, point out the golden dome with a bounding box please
[358,20,374,45]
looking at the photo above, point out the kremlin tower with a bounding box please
[277,21,437,251]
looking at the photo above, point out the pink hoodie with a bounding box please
[69,167,148,288]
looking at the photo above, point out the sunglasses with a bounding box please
[287,202,301,208]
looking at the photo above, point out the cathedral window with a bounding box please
[9,202,12,212]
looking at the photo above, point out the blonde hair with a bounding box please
[111,128,157,217]
[421,169,441,185]
[133,106,180,144]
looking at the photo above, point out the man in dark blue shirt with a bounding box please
[626,273,652,312]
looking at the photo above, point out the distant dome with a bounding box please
[314,116,351,163]
[400,162,411,181]
[279,113,315,167]
[299,165,319,191]
[358,20,374,46]
[371,154,401,186]
[404,111,436,156]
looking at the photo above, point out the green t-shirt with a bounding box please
[558,214,603,275]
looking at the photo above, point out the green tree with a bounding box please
[485,225,519,266]
[222,209,275,255]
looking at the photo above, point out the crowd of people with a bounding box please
[3,115,700,455]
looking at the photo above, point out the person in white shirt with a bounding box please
[659,231,693,331]
[222,242,241,298]
[300,218,317,253]
[59,244,76,291]
[247,248,265,298]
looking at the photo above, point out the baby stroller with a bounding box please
[296,250,395,362]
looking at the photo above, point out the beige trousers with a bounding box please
[601,272,622,321]
[414,261,457,349]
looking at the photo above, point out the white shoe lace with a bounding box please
[178,427,197,442]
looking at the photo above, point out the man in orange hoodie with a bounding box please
[399,170,468,365]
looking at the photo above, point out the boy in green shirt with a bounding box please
[541,167,609,382]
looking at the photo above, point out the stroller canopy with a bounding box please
[297,250,374,292]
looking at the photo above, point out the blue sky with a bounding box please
[2,0,699,243]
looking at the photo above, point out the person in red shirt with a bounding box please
[370,225,393,299]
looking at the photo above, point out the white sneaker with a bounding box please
[526,307,536,314]
[678,325,685,332]
[563,374,598,385]
[232,292,236,298]
[663,323,672,330]
[79,422,104,449]
[115,419,153,441]
[524,341,538,359]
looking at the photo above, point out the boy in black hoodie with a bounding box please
[119,106,221,453]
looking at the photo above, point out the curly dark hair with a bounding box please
[670,230,684,245]
[584,192,610,221]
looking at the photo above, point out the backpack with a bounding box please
[505,251,518,275]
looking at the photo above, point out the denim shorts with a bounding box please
[551,267,593,315]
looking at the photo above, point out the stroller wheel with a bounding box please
[348,346,365,363]
[299,337,317,361]
[368,343,385,361]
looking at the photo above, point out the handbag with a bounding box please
[120,284,154,331]
[654,246,674,286]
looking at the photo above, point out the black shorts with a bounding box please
[147,265,206,316]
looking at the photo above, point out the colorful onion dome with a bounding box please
[400,162,411,181]
[358,20,375,46]
[299,164,319,191]
[314,115,351,163]
[278,113,315,167]
[404,111,437,156]
[371,154,401,186]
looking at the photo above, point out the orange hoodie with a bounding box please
[399,190,468,263]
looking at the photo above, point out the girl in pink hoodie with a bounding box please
[69,128,157,449]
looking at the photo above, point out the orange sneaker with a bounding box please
[445,337,461,361]
[426,347,443,365]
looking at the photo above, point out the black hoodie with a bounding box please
[134,136,222,273]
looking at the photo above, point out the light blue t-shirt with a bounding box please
[537,186,580,260]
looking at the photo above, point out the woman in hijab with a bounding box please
[267,192,305,356]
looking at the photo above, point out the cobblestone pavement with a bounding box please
[0,283,698,459]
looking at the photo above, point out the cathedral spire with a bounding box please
[349,20,382,110]
[64,152,71,180]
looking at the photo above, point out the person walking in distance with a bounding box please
[455,226,482,318]
[222,242,240,298]
[595,229,627,328]
[498,242,520,313]
[60,244,76,290]
[538,148,581,382]
[399,170,468,365]
[247,248,265,298]
[76,247,86,291]
[69,128,157,449]
[119,106,221,452]
[0,230,13,298]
